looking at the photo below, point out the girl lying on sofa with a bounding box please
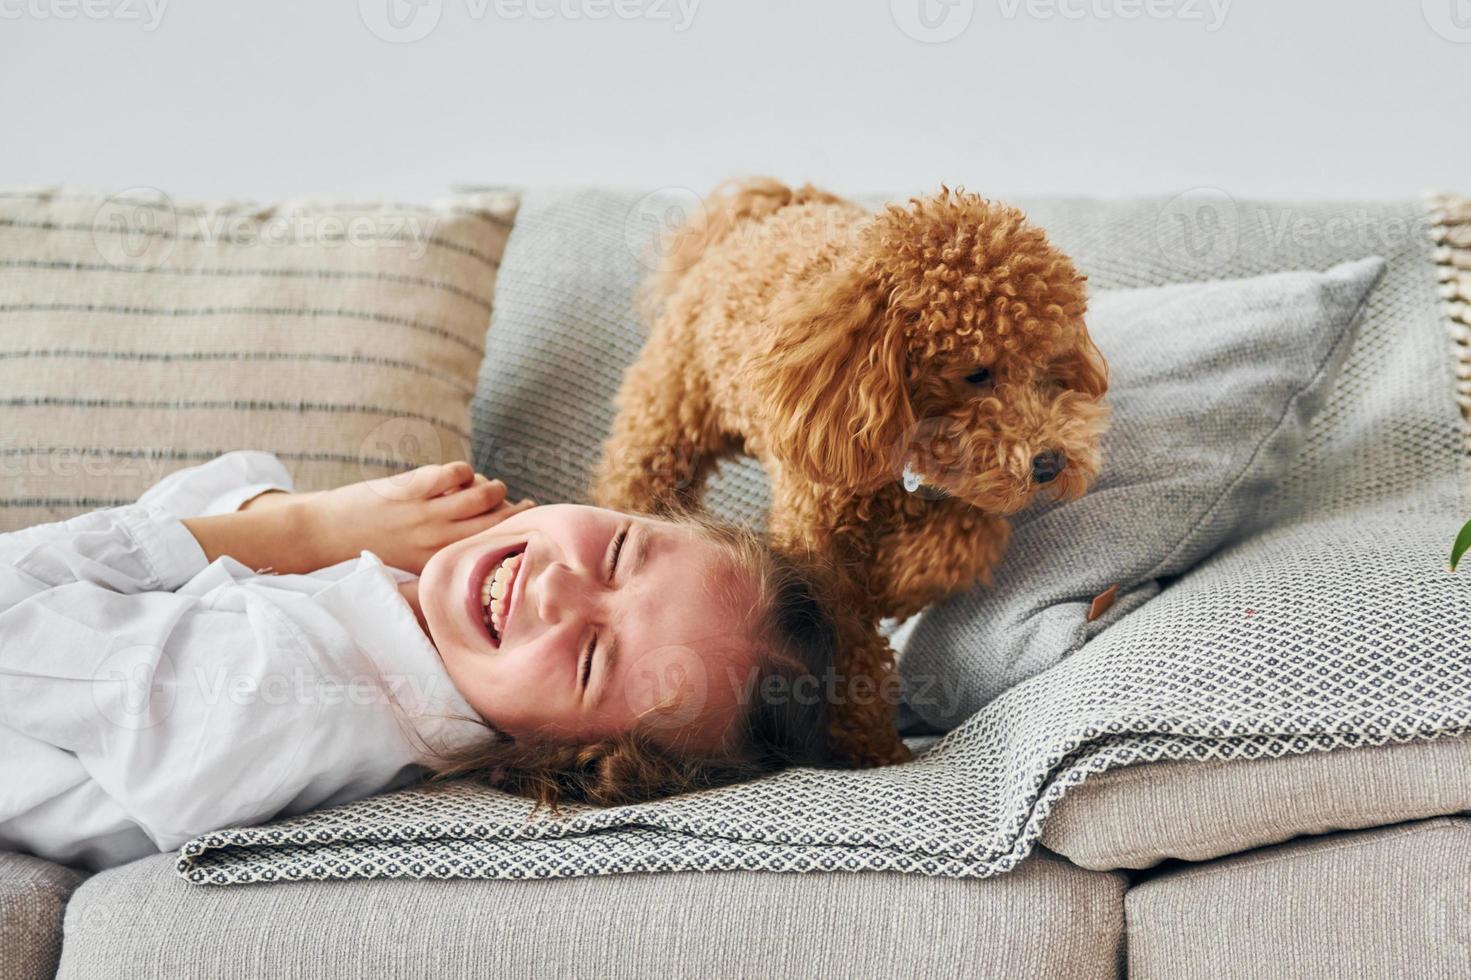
[0,451,837,870]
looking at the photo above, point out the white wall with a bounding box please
[2,0,1468,203]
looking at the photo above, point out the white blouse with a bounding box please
[0,451,485,870]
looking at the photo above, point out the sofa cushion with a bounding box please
[58,850,1124,979]
[1040,734,1471,870]
[898,258,1384,726]
[0,187,516,533]
[1124,816,1471,980]
[0,851,86,980]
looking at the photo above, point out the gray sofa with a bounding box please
[4,186,1469,979]
[10,734,1471,978]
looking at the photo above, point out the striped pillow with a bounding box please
[0,187,517,531]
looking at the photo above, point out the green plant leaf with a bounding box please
[1453,518,1471,572]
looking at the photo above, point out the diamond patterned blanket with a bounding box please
[177,191,1471,884]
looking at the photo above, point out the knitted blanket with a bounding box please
[177,191,1471,884]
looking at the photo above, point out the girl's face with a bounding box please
[418,504,760,751]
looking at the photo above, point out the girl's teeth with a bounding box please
[480,550,522,641]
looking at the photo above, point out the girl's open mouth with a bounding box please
[465,543,525,649]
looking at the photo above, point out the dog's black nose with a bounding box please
[1031,450,1067,484]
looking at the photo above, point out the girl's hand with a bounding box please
[299,461,535,575]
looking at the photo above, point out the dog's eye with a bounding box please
[904,310,923,325]
[965,368,991,385]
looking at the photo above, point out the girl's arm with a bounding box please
[1,456,529,604]
[179,499,319,574]
[183,461,533,576]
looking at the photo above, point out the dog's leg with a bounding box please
[767,486,914,768]
[591,327,726,516]
[826,620,915,768]
[869,501,1012,622]
[799,502,1008,767]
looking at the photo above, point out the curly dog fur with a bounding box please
[593,178,1109,767]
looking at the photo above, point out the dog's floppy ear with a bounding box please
[1053,330,1109,398]
[748,259,913,491]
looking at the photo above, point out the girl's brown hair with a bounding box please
[422,511,838,810]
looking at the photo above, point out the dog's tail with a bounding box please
[639,178,848,319]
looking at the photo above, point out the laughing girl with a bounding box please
[0,451,837,870]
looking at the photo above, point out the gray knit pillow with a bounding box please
[897,257,1387,731]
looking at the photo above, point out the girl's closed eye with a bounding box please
[607,525,629,579]
[582,524,631,691]
[580,634,596,689]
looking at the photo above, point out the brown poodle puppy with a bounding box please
[593,178,1109,767]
